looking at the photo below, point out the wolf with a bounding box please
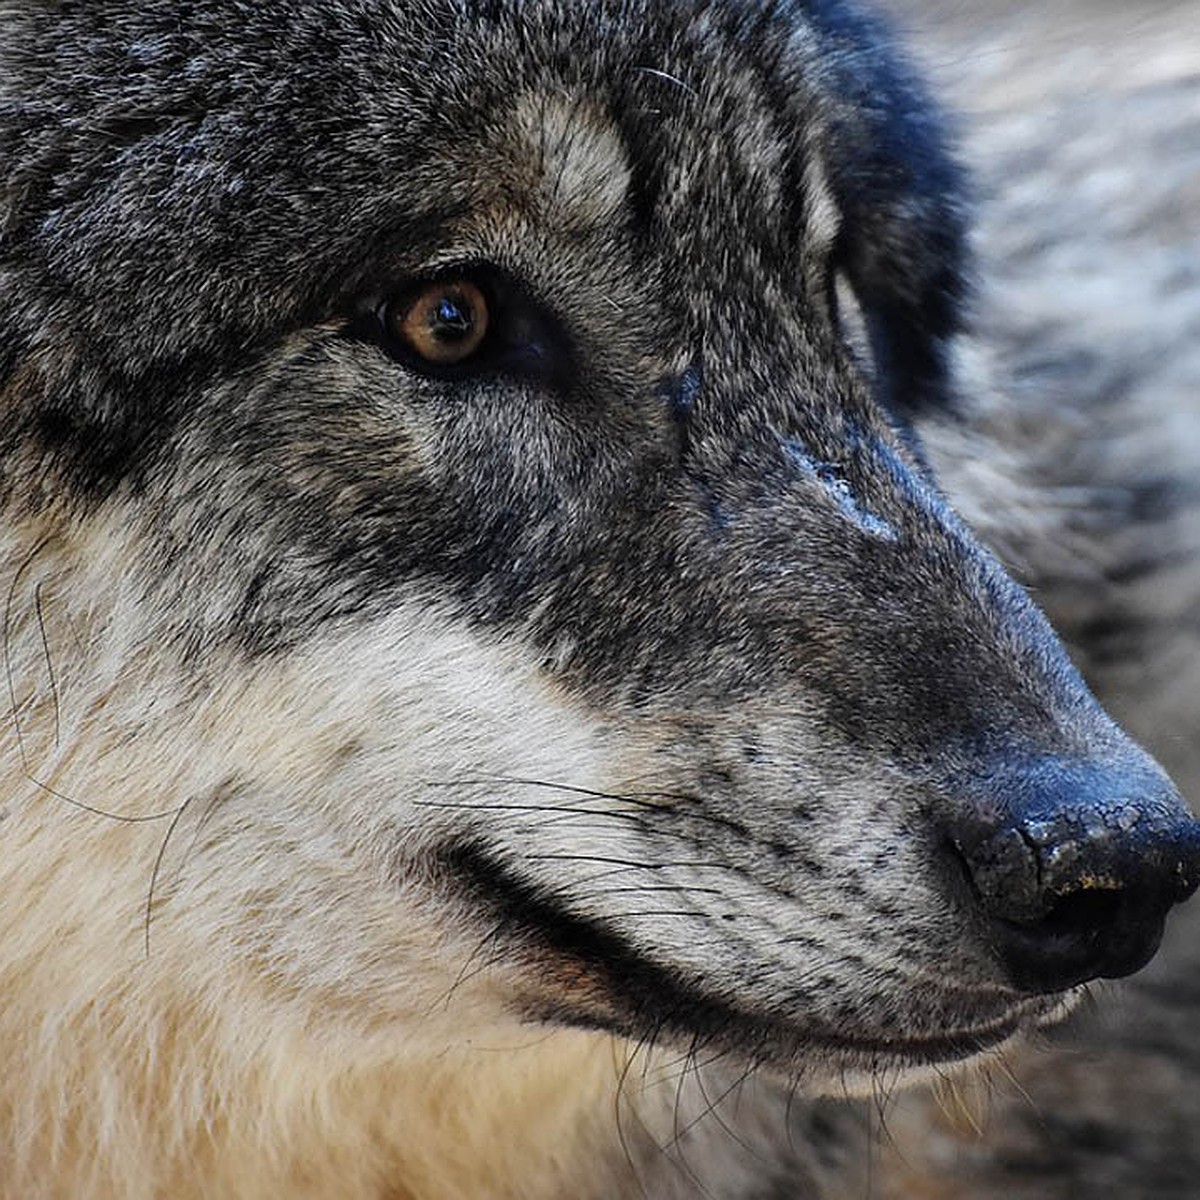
[1,1,1198,1197]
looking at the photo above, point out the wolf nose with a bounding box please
[950,757,1200,994]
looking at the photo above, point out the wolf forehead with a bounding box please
[0,0,964,393]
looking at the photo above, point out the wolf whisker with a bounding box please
[424,915,513,1016]
[413,796,662,831]
[143,797,193,958]
[5,539,176,824]
[525,852,717,872]
[32,583,60,749]
[3,536,50,775]
[421,774,741,829]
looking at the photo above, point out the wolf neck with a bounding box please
[0,989,638,1200]
[0,843,775,1200]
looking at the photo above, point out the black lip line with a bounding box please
[439,840,1058,1067]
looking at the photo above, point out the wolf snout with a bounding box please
[947,756,1200,994]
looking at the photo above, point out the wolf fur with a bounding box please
[1,1,1198,1198]
[827,3,1200,1197]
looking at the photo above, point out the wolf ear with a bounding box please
[835,198,968,427]
[806,1,970,424]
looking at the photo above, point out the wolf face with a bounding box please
[0,1,1197,1195]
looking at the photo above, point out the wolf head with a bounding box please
[1,0,1197,1094]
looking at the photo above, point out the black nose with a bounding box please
[949,756,1200,993]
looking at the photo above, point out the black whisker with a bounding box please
[421,775,744,833]
[3,537,177,824]
[526,852,714,871]
[33,582,61,749]
[144,798,194,958]
[21,774,179,824]
[427,916,513,1015]
[3,535,50,775]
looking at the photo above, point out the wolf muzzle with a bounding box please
[946,755,1200,993]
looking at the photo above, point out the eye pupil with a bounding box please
[433,295,473,339]
[392,278,490,366]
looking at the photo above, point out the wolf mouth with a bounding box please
[440,841,1063,1070]
[793,996,1068,1064]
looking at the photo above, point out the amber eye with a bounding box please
[389,279,490,366]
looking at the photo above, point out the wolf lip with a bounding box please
[792,993,1068,1066]
[441,840,1061,1069]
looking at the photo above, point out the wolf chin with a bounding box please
[1,2,1198,1197]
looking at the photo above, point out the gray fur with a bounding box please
[1,1,1198,1196]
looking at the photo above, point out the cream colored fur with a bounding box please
[0,508,705,1199]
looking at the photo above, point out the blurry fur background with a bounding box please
[808,3,1200,1196]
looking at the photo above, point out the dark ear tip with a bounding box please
[811,5,971,425]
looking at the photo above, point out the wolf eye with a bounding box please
[389,279,490,366]
[354,268,570,384]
